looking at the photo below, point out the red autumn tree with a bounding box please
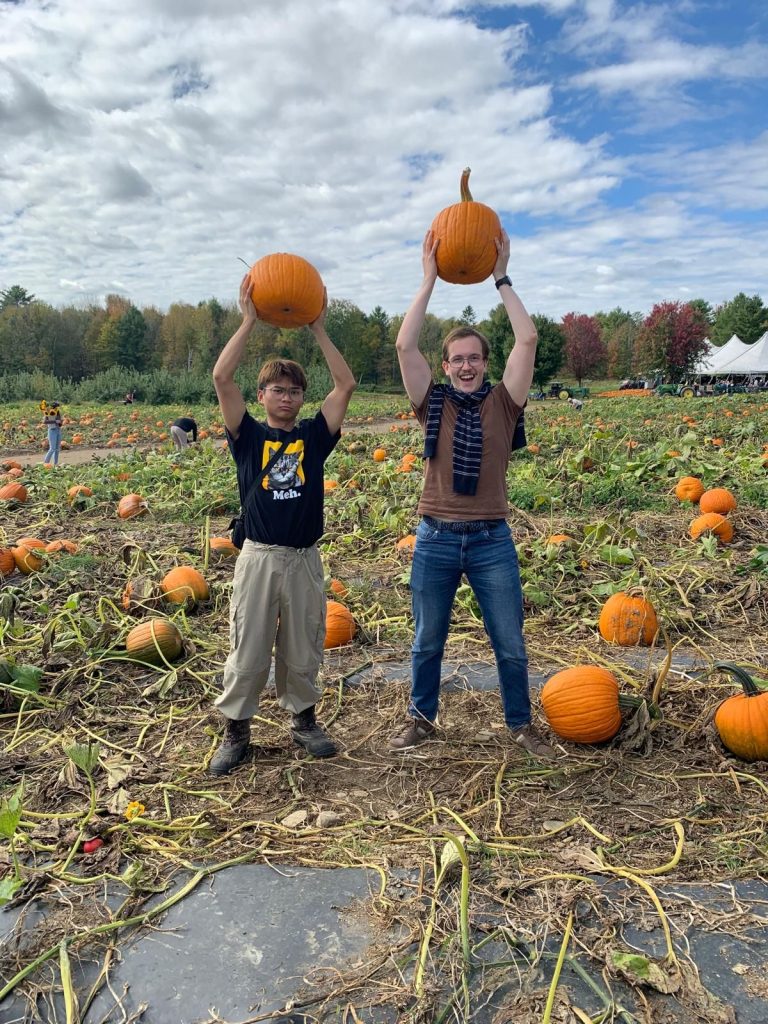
[561,313,606,385]
[635,302,709,382]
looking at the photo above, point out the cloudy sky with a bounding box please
[1,0,766,322]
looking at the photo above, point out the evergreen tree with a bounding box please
[530,315,565,388]
[115,306,148,369]
[711,293,767,345]
[0,285,35,308]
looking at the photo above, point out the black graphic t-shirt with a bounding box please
[227,409,339,547]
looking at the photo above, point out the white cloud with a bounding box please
[0,0,765,323]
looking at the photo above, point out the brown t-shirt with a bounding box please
[414,383,523,521]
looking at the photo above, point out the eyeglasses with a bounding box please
[447,354,486,367]
[263,386,304,399]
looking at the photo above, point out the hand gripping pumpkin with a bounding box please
[249,253,324,328]
[430,168,501,284]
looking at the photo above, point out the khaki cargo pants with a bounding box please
[215,540,326,721]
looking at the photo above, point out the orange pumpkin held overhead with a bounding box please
[249,252,324,328]
[430,168,501,285]
[598,592,659,646]
[541,665,622,744]
[324,600,357,649]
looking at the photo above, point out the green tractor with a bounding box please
[546,381,590,400]
[655,382,698,398]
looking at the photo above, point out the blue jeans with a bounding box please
[44,426,62,465]
[409,517,531,729]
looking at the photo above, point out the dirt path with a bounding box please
[5,419,418,468]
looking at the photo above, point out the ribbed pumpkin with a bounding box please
[674,477,704,503]
[208,537,240,560]
[699,487,737,515]
[0,482,28,504]
[249,253,324,328]
[0,547,16,577]
[689,512,733,544]
[118,494,148,519]
[598,592,658,646]
[541,665,622,743]
[430,167,501,284]
[12,539,47,574]
[324,600,357,649]
[712,662,768,762]
[125,618,184,666]
[329,578,349,598]
[160,566,210,607]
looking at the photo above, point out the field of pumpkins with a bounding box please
[1,392,767,1019]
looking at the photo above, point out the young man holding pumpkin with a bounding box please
[391,229,556,758]
[209,275,356,775]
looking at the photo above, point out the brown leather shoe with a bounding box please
[509,722,558,759]
[389,718,437,752]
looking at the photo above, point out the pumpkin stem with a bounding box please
[713,661,762,697]
[460,167,473,202]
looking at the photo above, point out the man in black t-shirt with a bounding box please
[170,416,198,450]
[209,274,356,775]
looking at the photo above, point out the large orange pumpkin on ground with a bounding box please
[0,547,16,577]
[12,539,47,574]
[118,494,148,519]
[712,662,768,762]
[689,512,733,544]
[125,618,184,666]
[249,253,324,328]
[208,537,240,560]
[598,592,658,646]
[674,477,704,503]
[430,168,501,285]
[699,487,737,515]
[541,665,622,744]
[324,600,357,649]
[0,482,28,504]
[160,566,210,607]
[67,484,93,505]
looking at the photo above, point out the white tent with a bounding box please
[694,334,751,374]
[713,331,768,375]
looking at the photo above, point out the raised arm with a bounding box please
[212,274,253,439]
[395,231,438,407]
[314,291,357,435]
[496,231,538,407]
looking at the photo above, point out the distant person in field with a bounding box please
[389,228,556,759]
[123,391,135,405]
[208,273,356,775]
[568,397,583,410]
[41,401,63,466]
[170,416,198,450]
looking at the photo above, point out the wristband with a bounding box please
[494,275,512,289]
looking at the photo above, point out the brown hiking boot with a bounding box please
[389,718,437,752]
[291,706,338,758]
[509,722,558,759]
[209,717,251,775]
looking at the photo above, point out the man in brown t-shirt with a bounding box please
[389,228,556,758]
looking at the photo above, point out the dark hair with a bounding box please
[441,327,490,363]
[258,359,307,391]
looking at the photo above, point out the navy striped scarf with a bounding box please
[423,383,527,495]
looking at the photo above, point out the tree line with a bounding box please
[0,284,765,402]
